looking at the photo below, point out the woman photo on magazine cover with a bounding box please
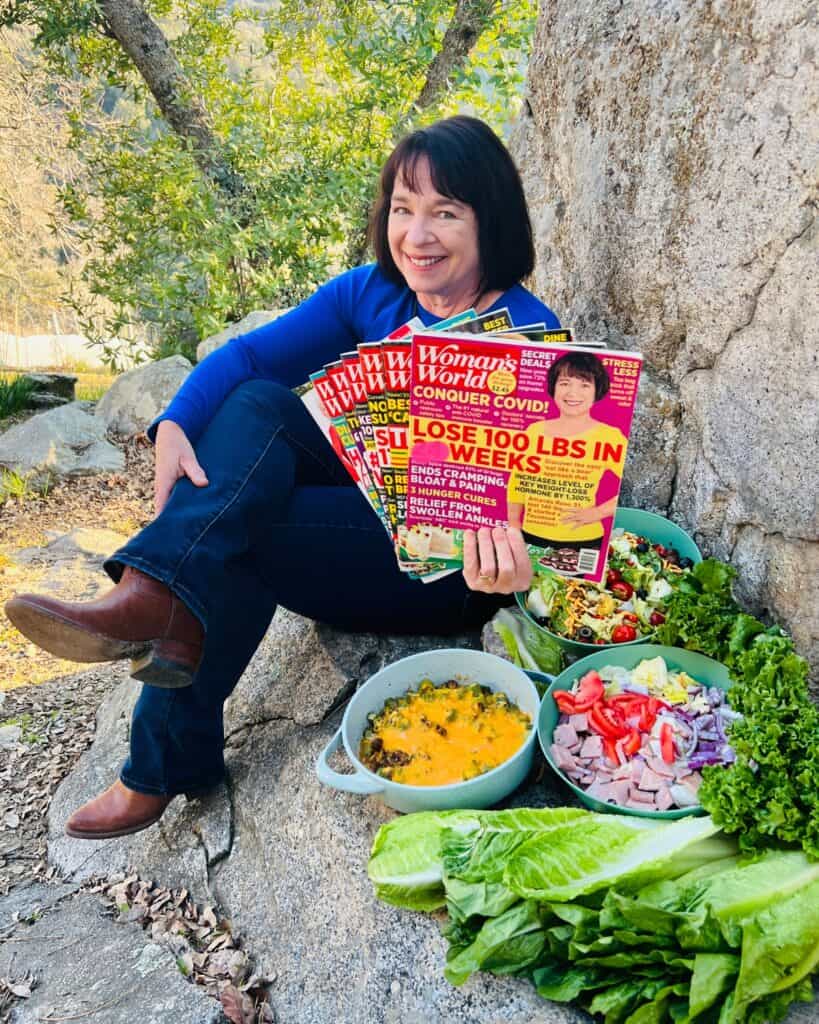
[506,350,627,575]
[5,115,558,840]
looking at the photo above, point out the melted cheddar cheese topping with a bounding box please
[359,679,531,787]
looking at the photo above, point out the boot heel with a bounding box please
[130,643,197,689]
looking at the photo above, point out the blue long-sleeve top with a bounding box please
[153,263,561,443]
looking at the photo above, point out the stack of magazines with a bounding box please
[297,309,642,585]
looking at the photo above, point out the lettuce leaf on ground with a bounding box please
[367,809,479,910]
[502,815,730,902]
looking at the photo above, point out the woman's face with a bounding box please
[553,370,596,418]
[387,156,481,304]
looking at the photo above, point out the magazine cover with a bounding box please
[302,367,391,536]
[339,350,388,519]
[404,332,643,584]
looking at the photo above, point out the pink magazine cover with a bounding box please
[405,332,643,584]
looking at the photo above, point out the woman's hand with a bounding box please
[463,527,533,595]
[560,505,601,527]
[154,420,209,516]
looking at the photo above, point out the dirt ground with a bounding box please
[0,433,155,690]
[0,429,155,894]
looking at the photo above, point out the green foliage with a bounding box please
[659,558,819,859]
[3,0,537,365]
[0,468,51,505]
[0,374,35,419]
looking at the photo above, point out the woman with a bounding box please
[5,116,558,839]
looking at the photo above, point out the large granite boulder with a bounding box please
[45,611,583,1024]
[513,0,818,667]
[95,355,192,435]
[0,402,123,483]
[196,310,289,362]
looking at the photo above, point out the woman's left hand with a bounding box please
[560,505,600,527]
[463,527,533,594]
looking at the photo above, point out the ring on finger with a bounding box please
[478,572,496,583]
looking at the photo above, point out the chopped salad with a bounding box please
[525,529,695,644]
[549,657,739,812]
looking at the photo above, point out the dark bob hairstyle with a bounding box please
[368,116,535,295]
[548,352,610,402]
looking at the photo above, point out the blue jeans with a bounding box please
[106,381,503,795]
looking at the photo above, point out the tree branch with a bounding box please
[346,0,499,266]
[98,0,244,199]
[413,0,497,111]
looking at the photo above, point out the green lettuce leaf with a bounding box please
[367,809,479,910]
[487,606,563,675]
[443,900,546,986]
[440,806,591,884]
[688,953,740,1018]
[731,876,819,1017]
[502,815,730,902]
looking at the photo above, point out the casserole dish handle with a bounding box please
[316,728,385,795]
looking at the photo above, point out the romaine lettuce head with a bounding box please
[368,809,479,910]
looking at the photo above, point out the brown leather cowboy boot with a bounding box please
[65,780,174,839]
[4,566,203,688]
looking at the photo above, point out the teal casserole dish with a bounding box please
[316,648,541,813]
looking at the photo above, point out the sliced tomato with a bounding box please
[621,612,640,624]
[660,722,676,764]
[589,701,628,739]
[572,670,605,711]
[603,737,620,765]
[606,568,622,587]
[622,729,642,756]
[608,693,648,708]
[554,690,577,714]
[638,706,656,731]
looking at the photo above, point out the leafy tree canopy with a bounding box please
[2,0,535,364]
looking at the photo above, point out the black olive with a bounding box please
[678,556,693,569]
[636,541,649,553]
[665,548,680,565]
[636,588,648,599]
[536,616,550,627]
[577,626,594,641]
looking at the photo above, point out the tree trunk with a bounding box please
[345,0,498,266]
[413,0,497,112]
[98,0,243,198]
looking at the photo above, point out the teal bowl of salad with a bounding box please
[515,507,702,657]
[538,644,736,819]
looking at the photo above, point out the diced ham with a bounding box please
[631,761,644,784]
[626,798,655,811]
[569,713,588,732]
[628,787,656,805]
[551,744,577,771]
[553,723,578,748]
[638,765,666,792]
[611,780,631,805]
[647,756,676,778]
[586,779,614,803]
[679,772,703,793]
[580,735,604,759]
[655,785,675,811]
[612,763,633,781]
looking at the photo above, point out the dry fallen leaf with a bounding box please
[219,983,253,1024]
